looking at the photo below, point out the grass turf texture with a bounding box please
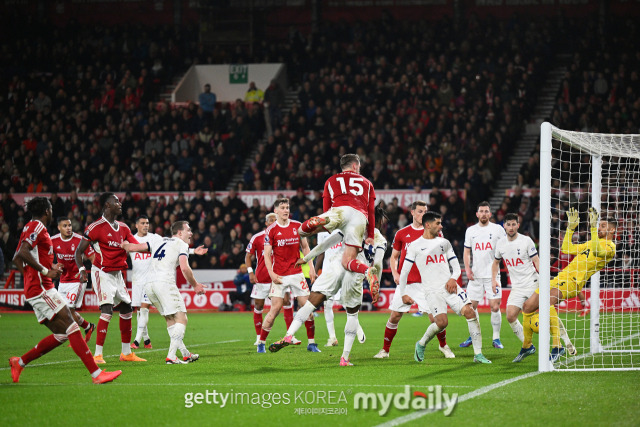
[1,311,638,426]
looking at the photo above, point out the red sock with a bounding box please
[283,306,294,330]
[253,308,263,335]
[21,334,65,365]
[437,329,447,347]
[347,259,369,274]
[259,327,271,341]
[383,321,398,353]
[120,312,132,344]
[96,313,112,347]
[304,318,315,339]
[77,317,90,330]
[67,323,99,374]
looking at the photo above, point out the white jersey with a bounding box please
[148,237,189,284]
[494,233,539,289]
[317,231,344,268]
[464,222,506,278]
[404,236,459,292]
[130,232,164,285]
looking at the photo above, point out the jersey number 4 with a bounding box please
[328,176,364,197]
[154,243,167,260]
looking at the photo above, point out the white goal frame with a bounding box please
[539,121,640,372]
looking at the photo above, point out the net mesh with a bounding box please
[548,127,640,370]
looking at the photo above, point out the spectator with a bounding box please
[229,264,253,310]
[244,82,264,104]
[199,83,217,124]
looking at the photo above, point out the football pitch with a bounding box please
[1,311,638,426]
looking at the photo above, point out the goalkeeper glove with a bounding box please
[588,207,599,229]
[566,207,579,230]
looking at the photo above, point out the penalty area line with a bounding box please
[0,340,241,371]
[374,371,541,427]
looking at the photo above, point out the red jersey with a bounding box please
[246,230,270,283]
[264,220,302,276]
[51,233,95,283]
[83,217,138,272]
[18,220,54,298]
[323,171,376,239]
[392,224,425,284]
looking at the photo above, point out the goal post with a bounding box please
[539,122,640,371]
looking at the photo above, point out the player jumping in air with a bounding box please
[298,154,381,303]
[517,208,616,363]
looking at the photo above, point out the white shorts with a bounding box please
[269,273,310,298]
[426,286,471,317]
[145,282,186,316]
[390,282,432,314]
[131,280,151,307]
[316,206,368,248]
[313,262,363,308]
[58,281,87,309]
[91,266,131,307]
[27,288,67,324]
[467,277,502,301]
[506,285,537,310]
[251,282,271,300]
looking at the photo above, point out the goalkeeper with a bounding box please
[517,207,616,363]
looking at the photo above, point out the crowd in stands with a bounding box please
[4,12,637,283]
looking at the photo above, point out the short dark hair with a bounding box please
[340,153,360,170]
[410,200,427,210]
[422,211,442,227]
[504,213,519,223]
[136,215,149,223]
[477,201,491,210]
[26,197,51,218]
[57,217,71,224]
[99,192,116,209]
[603,216,618,229]
[273,198,289,208]
[171,220,188,235]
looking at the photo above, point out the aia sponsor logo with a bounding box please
[474,242,493,251]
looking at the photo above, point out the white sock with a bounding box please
[467,317,483,355]
[90,369,102,378]
[491,310,502,340]
[140,308,150,341]
[419,322,444,346]
[95,345,103,356]
[18,358,26,367]
[287,301,316,337]
[342,312,358,360]
[509,320,524,343]
[134,309,145,343]
[179,341,189,357]
[304,232,343,262]
[325,299,336,339]
[122,341,131,355]
[167,324,177,359]
[168,323,185,360]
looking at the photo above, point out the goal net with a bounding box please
[539,122,640,371]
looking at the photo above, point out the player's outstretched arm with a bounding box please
[561,208,583,255]
[179,255,204,295]
[192,245,208,255]
[587,208,616,259]
[121,242,150,253]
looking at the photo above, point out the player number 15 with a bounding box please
[331,176,364,196]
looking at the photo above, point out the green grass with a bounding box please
[1,311,638,426]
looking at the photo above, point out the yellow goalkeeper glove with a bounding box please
[566,207,579,230]
[589,207,599,229]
